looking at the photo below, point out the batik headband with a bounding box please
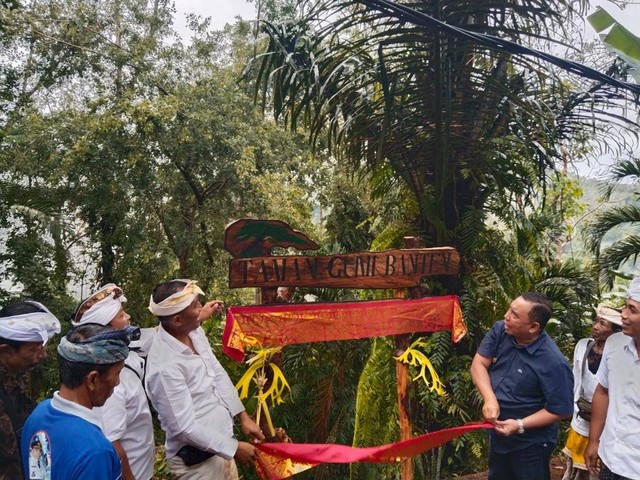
[72,284,127,327]
[56,326,138,364]
[148,279,205,317]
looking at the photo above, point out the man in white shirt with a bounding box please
[72,284,155,480]
[145,279,264,480]
[586,277,640,480]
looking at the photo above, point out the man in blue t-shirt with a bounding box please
[470,292,574,480]
[21,323,138,480]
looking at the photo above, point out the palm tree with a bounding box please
[251,2,631,477]
[585,157,640,287]
[254,0,636,261]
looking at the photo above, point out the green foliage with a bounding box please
[0,0,321,323]
[2,1,636,479]
[351,338,399,479]
[256,0,637,253]
[585,157,640,287]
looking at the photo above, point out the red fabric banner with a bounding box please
[223,296,466,362]
[255,422,492,480]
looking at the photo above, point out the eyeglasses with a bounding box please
[76,326,140,345]
[74,285,124,323]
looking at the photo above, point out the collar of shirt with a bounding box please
[51,391,102,428]
[622,335,639,358]
[509,329,547,355]
[159,325,200,354]
[157,324,215,364]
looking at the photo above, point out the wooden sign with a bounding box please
[224,218,319,258]
[229,247,460,289]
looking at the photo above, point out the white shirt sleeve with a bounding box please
[98,377,129,441]
[572,339,588,401]
[146,365,239,459]
[595,337,611,389]
[208,347,245,417]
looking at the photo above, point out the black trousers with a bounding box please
[600,464,631,480]
[488,443,555,480]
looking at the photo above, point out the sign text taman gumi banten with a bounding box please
[228,247,460,289]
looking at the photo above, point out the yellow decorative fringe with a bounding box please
[394,338,446,395]
[234,339,292,437]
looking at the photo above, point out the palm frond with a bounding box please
[584,204,640,255]
[597,236,640,287]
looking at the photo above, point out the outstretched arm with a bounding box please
[470,353,500,423]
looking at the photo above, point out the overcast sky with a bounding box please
[173,0,255,35]
[172,0,640,36]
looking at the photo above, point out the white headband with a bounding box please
[148,279,204,317]
[628,277,640,303]
[595,305,623,326]
[0,301,61,345]
[72,284,127,327]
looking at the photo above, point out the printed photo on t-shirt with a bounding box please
[28,431,51,480]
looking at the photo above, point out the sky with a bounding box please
[173,0,255,34]
[172,0,640,36]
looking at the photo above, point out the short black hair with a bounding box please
[57,324,113,389]
[152,280,188,323]
[0,300,47,349]
[521,292,553,329]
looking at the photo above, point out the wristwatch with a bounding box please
[516,419,525,434]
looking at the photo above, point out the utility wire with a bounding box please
[358,0,640,95]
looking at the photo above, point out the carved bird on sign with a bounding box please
[224,219,320,258]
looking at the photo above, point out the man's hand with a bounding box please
[470,353,500,424]
[493,419,518,437]
[585,439,600,476]
[239,411,265,442]
[482,400,500,424]
[198,300,225,323]
[234,441,257,465]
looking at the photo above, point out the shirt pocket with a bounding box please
[512,364,541,398]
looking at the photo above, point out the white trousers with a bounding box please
[167,454,239,480]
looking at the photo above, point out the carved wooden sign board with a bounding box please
[225,219,460,289]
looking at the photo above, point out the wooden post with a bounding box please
[394,236,418,480]
[258,285,279,440]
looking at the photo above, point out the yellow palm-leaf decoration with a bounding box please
[235,360,263,400]
[257,363,292,405]
[234,343,292,438]
[394,338,446,396]
[236,346,291,403]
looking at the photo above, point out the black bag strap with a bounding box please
[123,363,142,380]
[124,355,157,416]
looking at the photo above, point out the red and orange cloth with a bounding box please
[222,295,470,479]
[223,296,466,362]
[255,422,492,480]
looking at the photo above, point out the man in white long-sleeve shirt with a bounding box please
[145,279,264,480]
[72,283,155,480]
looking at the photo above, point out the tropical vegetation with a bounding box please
[1,0,639,478]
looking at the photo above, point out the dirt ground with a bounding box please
[453,456,566,479]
